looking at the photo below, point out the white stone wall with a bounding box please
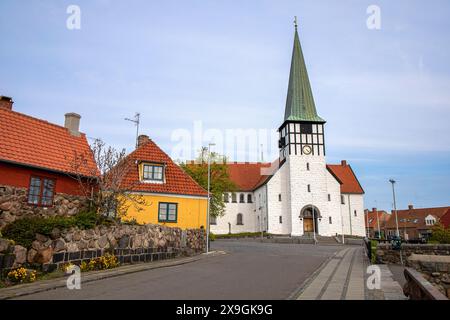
[254,186,268,233]
[340,193,366,236]
[266,163,291,235]
[323,170,344,236]
[210,192,257,235]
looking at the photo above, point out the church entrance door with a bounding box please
[303,217,314,232]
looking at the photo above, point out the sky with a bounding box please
[1,0,449,212]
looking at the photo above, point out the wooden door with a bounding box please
[303,218,313,232]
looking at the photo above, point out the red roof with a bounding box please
[121,139,207,197]
[0,107,97,177]
[365,209,391,229]
[227,162,272,191]
[441,209,450,228]
[384,206,450,230]
[326,161,364,194]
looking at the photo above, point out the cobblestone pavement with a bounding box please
[296,247,407,300]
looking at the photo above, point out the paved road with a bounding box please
[16,240,340,300]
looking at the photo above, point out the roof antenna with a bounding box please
[125,112,140,149]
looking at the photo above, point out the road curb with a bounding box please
[0,251,225,300]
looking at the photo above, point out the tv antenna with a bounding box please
[125,112,140,149]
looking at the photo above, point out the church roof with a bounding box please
[326,161,365,194]
[227,162,272,191]
[284,26,325,123]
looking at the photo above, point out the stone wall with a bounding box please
[0,185,90,230]
[376,243,450,265]
[0,223,205,274]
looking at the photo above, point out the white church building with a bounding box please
[210,25,366,237]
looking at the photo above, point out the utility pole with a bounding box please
[375,200,381,239]
[125,112,140,148]
[206,143,215,254]
[389,179,400,237]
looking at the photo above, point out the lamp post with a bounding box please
[206,143,215,254]
[375,200,381,239]
[389,179,400,238]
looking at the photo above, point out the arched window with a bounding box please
[210,215,217,225]
[223,193,229,203]
[247,194,253,203]
[239,193,245,203]
[306,163,310,171]
[231,193,237,203]
[237,213,243,225]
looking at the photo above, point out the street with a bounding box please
[15,240,340,300]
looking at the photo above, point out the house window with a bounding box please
[328,194,331,201]
[231,193,237,203]
[210,215,217,225]
[142,164,164,182]
[28,176,55,206]
[279,216,283,224]
[237,213,243,225]
[341,195,345,205]
[239,193,245,203]
[224,193,229,203]
[307,185,311,192]
[158,202,177,222]
[278,194,282,201]
[329,217,332,224]
[354,210,357,217]
[306,163,310,171]
[247,194,253,203]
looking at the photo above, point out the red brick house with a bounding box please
[439,208,450,229]
[0,96,98,229]
[364,208,391,238]
[384,205,450,241]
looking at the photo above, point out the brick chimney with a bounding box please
[64,113,81,136]
[372,207,377,213]
[408,204,414,210]
[0,96,13,110]
[341,160,347,166]
[137,134,150,147]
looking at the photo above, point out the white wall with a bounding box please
[266,163,291,235]
[340,193,366,236]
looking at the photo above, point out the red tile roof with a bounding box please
[121,139,207,197]
[440,209,450,228]
[326,161,364,194]
[384,206,450,230]
[227,162,272,191]
[0,107,97,177]
[365,209,391,229]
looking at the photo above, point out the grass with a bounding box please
[214,232,271,239]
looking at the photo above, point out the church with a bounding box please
[210,24,366,238]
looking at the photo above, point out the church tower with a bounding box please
[279,20,331,237]
[279,20,326,163]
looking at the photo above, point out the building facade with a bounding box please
[211,26,366,237]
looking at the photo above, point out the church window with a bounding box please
[328,194,331,201]
[278,194,282,201]
[232,193,237,203]
[239,193,245,203]
[341,195,345,205]
[210,215,217,225]
[247,194,253,203]
[329,217,332,224]
[306,163,310,171]
[237,213,243,225]
[307,184,311,192]
[224,193,229,203]
[354,210,357,217]
[301,123,312,134]
[279,216,283,224]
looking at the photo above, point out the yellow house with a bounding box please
[121,135,208,229]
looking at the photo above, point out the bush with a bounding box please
[2,211,107,249]
[215,232,271,239]
[209,232,216,241]
[430,223,450,244]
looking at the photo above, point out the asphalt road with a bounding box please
[16,240,340,300]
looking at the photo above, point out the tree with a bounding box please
[68,139,146,220]
[180,148,236,218]
[430,223,450,244]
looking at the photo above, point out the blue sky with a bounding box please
[1,0,449,211]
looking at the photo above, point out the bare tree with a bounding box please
[67,139,148,220]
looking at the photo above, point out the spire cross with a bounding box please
[294,16,298,29]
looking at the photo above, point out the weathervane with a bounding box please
[294,16,298,30]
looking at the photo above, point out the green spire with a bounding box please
[284,23,325,122]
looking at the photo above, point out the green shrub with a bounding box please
[209,232,216,241]
[215,232,271,239]
[2,211,106,249]
[430,223,450,244]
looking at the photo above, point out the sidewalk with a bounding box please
[0,251,226,300]
[295,247,407,300]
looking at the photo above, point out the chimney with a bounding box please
[341,160,347,166]
[0,96,13,110]
[64,113,81,136]
[372,207,377,213]
[408,204,414,210]
[137,134,150,147]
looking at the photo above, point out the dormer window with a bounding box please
[142,163,164,182]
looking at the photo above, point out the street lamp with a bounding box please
[375,200,381,239]
[389,179,400,238]
[206,143,215,254]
